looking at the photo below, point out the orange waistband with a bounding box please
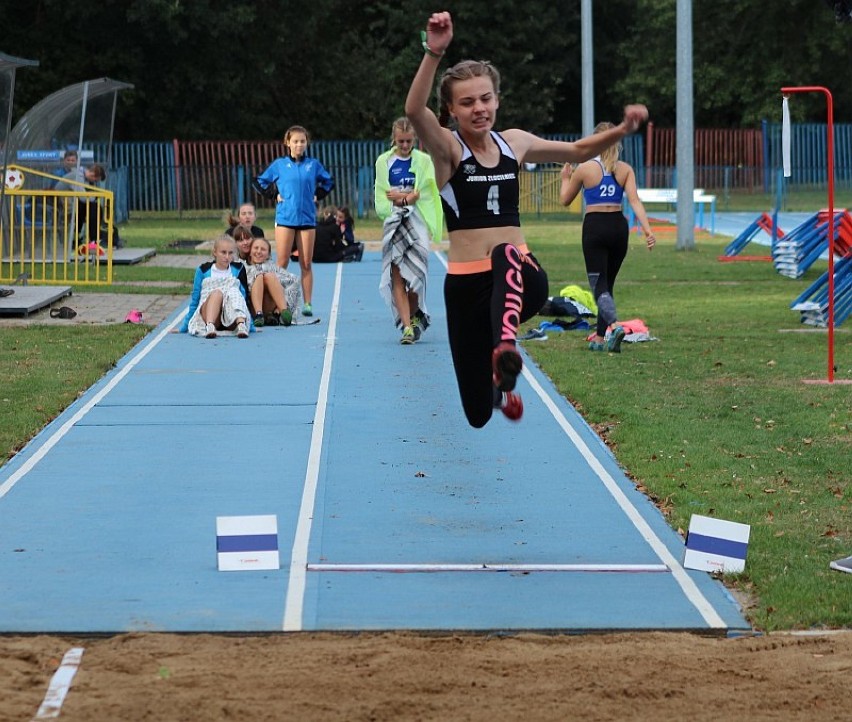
[447,244,530,275]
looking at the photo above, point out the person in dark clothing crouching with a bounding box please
[312,206,364,263]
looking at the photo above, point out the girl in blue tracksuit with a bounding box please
[254,125,334,316]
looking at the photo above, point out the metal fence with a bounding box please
[91,125,852,217]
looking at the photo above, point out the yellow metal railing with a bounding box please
[519,167,582,215]
[1,164,114,285]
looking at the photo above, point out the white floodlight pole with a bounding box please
[581,0,594,137]
[676,0,696,249]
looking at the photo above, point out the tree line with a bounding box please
[3,0,851,142]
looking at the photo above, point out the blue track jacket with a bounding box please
[256,156,334,227]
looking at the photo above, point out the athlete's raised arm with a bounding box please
[405,11,457,183]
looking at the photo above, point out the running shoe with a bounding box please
[236,321,249,338]
[588,340,605,351]
[492,341,522,392]
[607,326,626,353]
[280,309,293,326]
[830,555,852,573]
[410,316,422,341]
[400,326,415,345]
[498,391,523,421]
[519,328,548,341]
[205,322,217,339]
[302,303,313,317]
[253,313,265,328]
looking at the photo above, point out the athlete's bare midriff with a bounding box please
[585,204,623,213]
[447,226,526,262]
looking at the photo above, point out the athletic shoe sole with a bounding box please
[500,391,523,421]
[492,342,523,392]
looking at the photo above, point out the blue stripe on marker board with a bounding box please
[216,534,278,553]
[687,533,748,560]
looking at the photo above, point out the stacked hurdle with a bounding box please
[771,210,852,279]
[720,212,783,260]
[790,249,852,327]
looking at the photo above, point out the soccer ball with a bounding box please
[4,168,25,190]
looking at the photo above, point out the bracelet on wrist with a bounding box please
[420,31,444,58]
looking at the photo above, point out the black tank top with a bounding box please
[440,131,521,232]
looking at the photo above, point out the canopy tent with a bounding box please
[7,77,133,185]
[1,52,39,257]
[1,51,39,187]
[0,51,39,155]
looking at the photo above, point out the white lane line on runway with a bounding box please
[282,264,343,631]
[522,367,727,628]
[0,313,183,502]
[408,252,725,627]
[307,563,669,573]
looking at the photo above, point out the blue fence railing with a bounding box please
[763,122,852,191]
[85,125,852,217]
[87,135,645,217]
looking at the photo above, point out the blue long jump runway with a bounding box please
[0,252,749,634]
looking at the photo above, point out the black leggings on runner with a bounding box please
[582,212,629,337]
[444,243,548,428]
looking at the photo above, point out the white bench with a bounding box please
[628,188,717,235]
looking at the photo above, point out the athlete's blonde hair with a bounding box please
[390,117,416,146]
[594,122,622,175]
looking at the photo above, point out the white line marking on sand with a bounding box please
[0,314,183,501]
[32,647,85,720]
[282,266,343,631]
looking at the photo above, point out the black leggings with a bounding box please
[444,244,548,428]
[582,212,628,337]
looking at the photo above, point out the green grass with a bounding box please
[0,324,149,459]
[519,219,851,630]
[0,209,849,631]
[713,187,852,213]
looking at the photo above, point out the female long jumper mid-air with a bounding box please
[404,10,648,427]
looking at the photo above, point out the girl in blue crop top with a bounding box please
[405,11,649,427]
[582,158,625,207]
[560,122,656,354]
